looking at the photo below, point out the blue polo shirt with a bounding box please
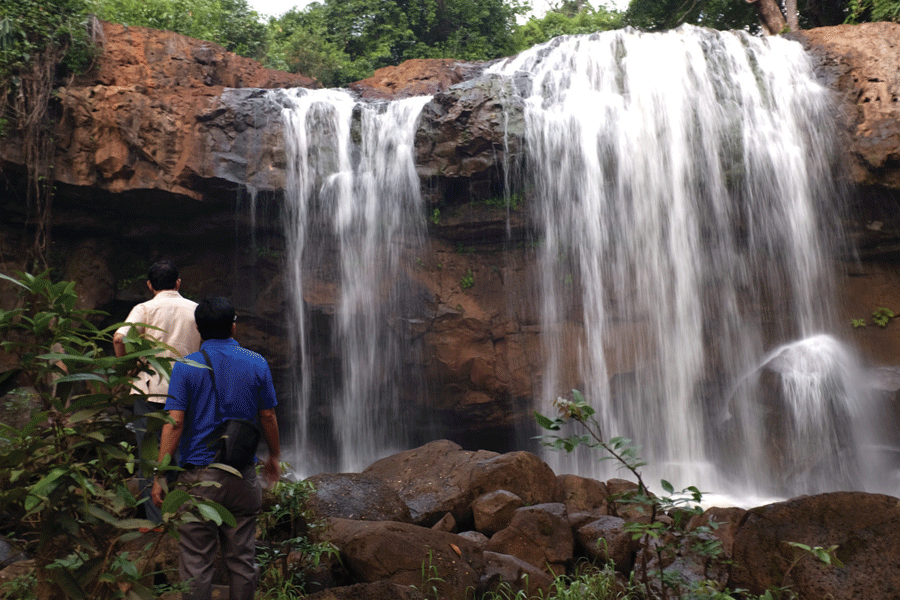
[165,338,278,466]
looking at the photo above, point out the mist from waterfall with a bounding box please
[277,88,431,474]
[489,25,858,499]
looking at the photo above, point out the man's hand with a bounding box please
[151,477,165,508]
[258,408,281,488]
[262,455,281,488]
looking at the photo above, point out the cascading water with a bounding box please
[277,88,432,474]
[272,26,890,499]
[488,25,860,499]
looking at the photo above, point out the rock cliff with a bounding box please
[1,20,900,448]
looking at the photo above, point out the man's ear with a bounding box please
[175,278,181,292]
[146,280,154,293]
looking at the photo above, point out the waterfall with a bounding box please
[489,25,852,498]
[277,88,432,474]
[272,25,884,500]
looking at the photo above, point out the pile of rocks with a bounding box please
[286,440,900,600]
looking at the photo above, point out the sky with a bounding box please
[246,0,629,21]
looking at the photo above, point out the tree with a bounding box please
[513,1,623,51]
[266,5,361,87]
[623,0,762,32]
[846,0,900,22]
[745,0,788,33]
[266,0,528,86]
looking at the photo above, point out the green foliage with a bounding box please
[430,207,441,225]
[414,549,444,600]
[784,541,843,568]
[266,0,528,86]
[846,0,900,23]
[0,271,233,599]
[265,4,369,86]
[0,0,96,93]
[460,268,474,290]
[853,307,896,329]
[257,478,339,598]
[536,390,740,599]
[0,0,98,265]
[482,192,524,211]
[872,306,895,327]
[622,0,761,33]
[92,0,268,61]
[536,390,849,600]
[513,2,622,51]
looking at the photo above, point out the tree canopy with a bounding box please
[4,0,900,99]
[623,0,762,33]
[267,0,529,86]
[513,2,622,50]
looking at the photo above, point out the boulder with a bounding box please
[485,503,573,576]
[482,551,555,599]
[575,515,637,574]
[323,518,484,600]
[305,473,413,523]
[363,440,557,527]
[687,506,747,558]
[362,440,499,525]
[433,513,457,533]
[472,490,525,536]
[605,479,652,520]
[469,452,559,509]
[458,530,490,548]
[729,492,900,599]
[556,474,610,514]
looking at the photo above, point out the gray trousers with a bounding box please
[176,465,262,600]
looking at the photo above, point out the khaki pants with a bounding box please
[176,465,262,600]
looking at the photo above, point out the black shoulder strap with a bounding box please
[200,348,221,423]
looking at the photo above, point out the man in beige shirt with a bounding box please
[114,260,201,524]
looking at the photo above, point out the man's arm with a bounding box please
[151,409,185,508]
[113,332,127,358]
[258,408,281,486]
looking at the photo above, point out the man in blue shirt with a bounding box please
[151,296,280,600]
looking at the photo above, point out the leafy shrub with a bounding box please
[257,478,338,598]
[0,271,230,599]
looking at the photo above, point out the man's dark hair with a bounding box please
[195,297,235,340]
[148,260,179,291]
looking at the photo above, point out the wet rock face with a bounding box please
[791,23,900,190]
[414,74,527,206]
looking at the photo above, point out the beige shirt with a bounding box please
[116,290,202,403]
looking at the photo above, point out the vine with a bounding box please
[0,0,99,268]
